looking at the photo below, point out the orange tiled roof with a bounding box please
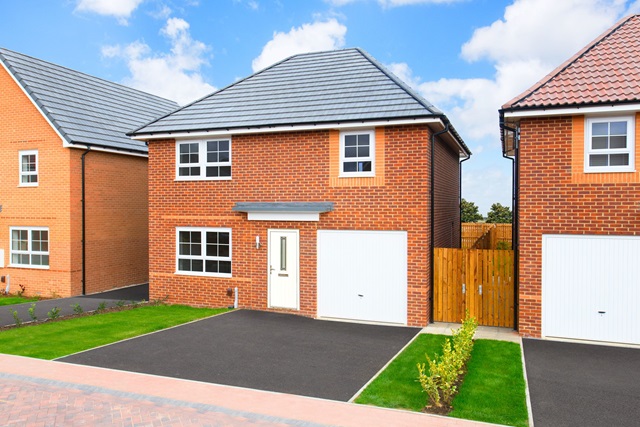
[502,14,640,110]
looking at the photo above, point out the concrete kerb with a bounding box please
[520,339,535,427]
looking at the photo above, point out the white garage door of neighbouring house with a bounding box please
[543,234,640,345]
[317,230,407,325]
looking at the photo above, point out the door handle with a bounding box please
[269,265,275,274]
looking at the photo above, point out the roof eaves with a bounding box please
[502,14,638,110]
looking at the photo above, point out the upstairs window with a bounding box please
[176,139,231,180]
[19,150,38,186]
[340,130,375,177]
[585,117,635,172]
[10,227,49,268]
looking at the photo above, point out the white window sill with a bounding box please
[174,270,232,278]
[174,177,232,182]
[583,168,636,174]
[17,184,38,187]
[338,173,376,178]
[8,264,49,270]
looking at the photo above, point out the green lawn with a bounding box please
[0,305,228,359]
[355,334,529,427]
[0,296,39,306]
[355,334,447,410]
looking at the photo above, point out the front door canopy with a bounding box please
[232,202,334,222]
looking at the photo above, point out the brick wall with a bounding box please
[81,150,149,294]
[434,139,461,248]
[0,63,150,298]
[517,115,640,337]
[148,124,459,326]
[0,64,73,297]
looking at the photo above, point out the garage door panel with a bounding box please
[318,230,407,325]
[543,235,640,345]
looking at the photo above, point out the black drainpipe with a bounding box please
[500,112,519,331]
[429,123,450,324]
[81,147,91,295]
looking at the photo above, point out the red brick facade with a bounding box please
[517,114,640,337]
[148,124,461,326]
[0,63,149,297]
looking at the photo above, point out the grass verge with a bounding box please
[355,334,447,410]
[450,339,528,427]
[355,334,529,427]
[0,304,228,360]
[0,296,39,307]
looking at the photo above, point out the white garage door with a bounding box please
[543,234,640,345]
[317,230,407,325]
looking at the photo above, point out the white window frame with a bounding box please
[175,139,232,181]
[584,116,635,173]
[339,130,375,177]
[9,226,49,269]
[175,227,232,277]
[19,150,38,187]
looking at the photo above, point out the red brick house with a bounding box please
[0,48,177,297]
[131,48,470,326]
[500,15,640,345]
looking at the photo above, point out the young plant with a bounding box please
[28,303,37,321]
[417,313,478,410]
[47,307,61,320]
[10,309,22,327]
[116,300,126,308]
[17,284,26,297]
[96,301,107,313]
[71,303,83,315]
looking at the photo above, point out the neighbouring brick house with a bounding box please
[0,48,177,297]
[500,14,640,345]
[131,48,470,326]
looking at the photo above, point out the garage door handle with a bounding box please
[278,273,288,277]
[598,311,606,314]
[358,294,363,297]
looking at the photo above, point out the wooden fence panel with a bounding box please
[433,248,514,327]
[461,223,513,249]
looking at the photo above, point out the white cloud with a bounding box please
[252,19,347,72]
[326,0,463,5]
[389,0,631,142]
[386,0,635,209]
[75,0,145,25]
[103,17,214,105]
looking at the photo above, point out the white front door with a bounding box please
[268,229,299,309]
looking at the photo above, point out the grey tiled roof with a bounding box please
[131,48,466,152]
[232,202,334,213]
[0,48,178,153]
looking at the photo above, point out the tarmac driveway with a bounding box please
[59,310,420,401]
[523,339,640,427]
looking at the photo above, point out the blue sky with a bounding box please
[2,0,639,214]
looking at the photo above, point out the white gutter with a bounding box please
[504,103,640,119]
[63,142,148,158]
[130,117,444,140]
[132,116,470,159]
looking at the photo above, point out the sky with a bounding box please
[2,0,639,215]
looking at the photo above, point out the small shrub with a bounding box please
[417,313,478,409]
[116,300,126,308]
[10,309,22,327]
[28,303,37,321]
[47,307,61,320]
[96,301,107,313]
[17,284,26,297]
[71,303,83,315]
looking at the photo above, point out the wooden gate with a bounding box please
[433,248,514,327]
